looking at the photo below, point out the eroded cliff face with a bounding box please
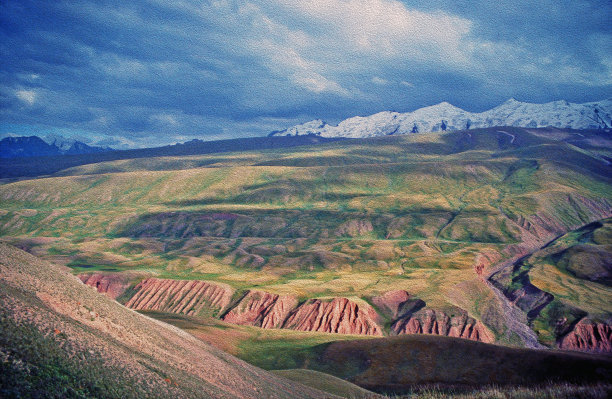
[559,319,612,353]
[392,309,495,343]
[221,289,491,341]
[124,278,234,317]
[370,290,494,343]
[370,290,425,319]
[81,278,495,341]
[79,273,129,300]
[283,298,383,336]
[222,290,298,329]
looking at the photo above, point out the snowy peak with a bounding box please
[268,119,328,137]
[43,134,77,151]
[502,98,520,105]
[270,99,612,138]
[419,101,463,113]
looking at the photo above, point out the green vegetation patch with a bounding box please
[0,314,163,399]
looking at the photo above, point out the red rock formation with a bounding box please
[222,290,298,328]
[79,273,129,300]
[370,290,425,320]
[82,275,496,342]
[125,278,234,317]
[392,309,494,343]
[371,290,411,318]
[559,319,612,353]
[283,297,383,336]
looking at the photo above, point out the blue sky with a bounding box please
[1,0,611,148]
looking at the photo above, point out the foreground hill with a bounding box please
[290,334,612,394]
[143,311,612,396]
[262,333,612,393]
[0,243,333,398]
[1,127,611,353]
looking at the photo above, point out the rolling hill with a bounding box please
[1,126,611,395]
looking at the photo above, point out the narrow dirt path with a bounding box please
[497,130,516,144]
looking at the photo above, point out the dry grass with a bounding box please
[392,382,612,398]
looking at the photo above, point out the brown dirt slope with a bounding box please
[125,277,234,317]
[79,272,132,299]
[283,297,383,336]
[0,243,334,399]
[222,290,298,329]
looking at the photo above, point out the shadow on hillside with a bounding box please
[166,191,378,207]
[113,207,454,240]
[302,334,612,394]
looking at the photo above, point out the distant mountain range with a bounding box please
[0,134,342,179]
[0,135,112,158]
[270,98,612,138]
[3,98,611,161]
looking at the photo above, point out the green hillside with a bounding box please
[1,127,611,350]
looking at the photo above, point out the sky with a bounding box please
[1,0,611,148]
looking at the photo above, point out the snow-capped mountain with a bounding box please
[270,99,612,138]
[43,134,78,152]
[0,135,112,158]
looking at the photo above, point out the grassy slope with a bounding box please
[0,243,333,399]
[0,127,611,345]
[271,369,381,399]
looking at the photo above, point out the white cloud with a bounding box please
[149,1,476,98]
[372,76,389,85]
[272,0,473,64]
[292,71,350,95]
[219,0,480,99]
[15,89,37,105]
[150,113,179,126]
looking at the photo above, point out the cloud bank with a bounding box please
[1,0,610,147]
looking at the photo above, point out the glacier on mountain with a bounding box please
[270,99,612,138]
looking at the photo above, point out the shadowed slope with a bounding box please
[293,335,612,394]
